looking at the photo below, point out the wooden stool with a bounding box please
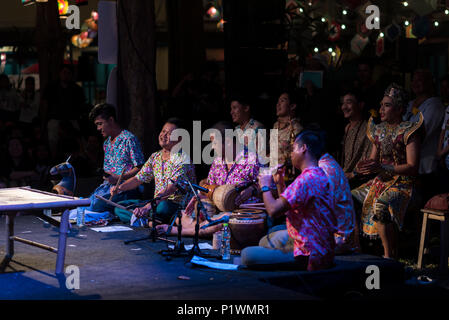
[417,209,449,274]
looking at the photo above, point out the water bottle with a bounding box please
[76,206,85,227]
[221,223,231,261]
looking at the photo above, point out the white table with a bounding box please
[0,187,90,274]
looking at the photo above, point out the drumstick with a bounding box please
[239,203,265,208]
[238,206,267,211]
[109,170,125,200]
[95,195,163,224]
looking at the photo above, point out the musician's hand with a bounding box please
[199,179,208,187]
[104,171,120,184]
[235,187,254,206]
[258,173,274,189]
[133,203,151,218]
[155,224,172,236]
[110,185,119,197]
[273,165,286,185]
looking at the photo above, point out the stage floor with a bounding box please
[1,215,449,300]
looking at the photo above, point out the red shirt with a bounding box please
[281,166,336,271]
[319,153,358,253]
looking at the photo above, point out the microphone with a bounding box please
[177,179,209,193]
[200,215,230,229]
[170,179,187,194]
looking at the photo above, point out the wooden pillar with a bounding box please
[117,0,159,156]
[166,0,206,93]
[35,0,64,96]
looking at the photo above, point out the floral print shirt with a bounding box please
[281,166,336,271]
[136,150,196,202]
[319,153,358,253]
[103,129,145,175]
[206,150,261,203]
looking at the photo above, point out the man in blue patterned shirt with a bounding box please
[87,103,145,213]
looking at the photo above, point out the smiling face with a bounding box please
[379,96,403,123]
[230,100,250,124]
[341,94,362,119]
[159,122,179,150]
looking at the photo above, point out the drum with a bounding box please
[212,184,239,212]
[228,210,267,254]
[199,182,219,201]
[194,198,218,218]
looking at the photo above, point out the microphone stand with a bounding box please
[159,193,190,258]
[186,180,220,259]
[124,196,174,245]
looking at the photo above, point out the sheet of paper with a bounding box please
[168,243,214,250]
[90,226,133,232]
[190,255,239,271]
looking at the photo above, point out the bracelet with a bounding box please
[381,164,394,174]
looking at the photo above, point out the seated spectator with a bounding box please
[18,76,40,127]
[403,69,445,202]
[352,84,422,259]
[270,90,303,184]
[0,74,20,122]
[436,75,449,193]
[340,89,372,187]
[0,137,38,188]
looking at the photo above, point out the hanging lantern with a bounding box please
[217,19,224,31]
[328,21,342,41]
[58,0,69,16]
[376,37,385,56]
[71,35,80,47]
[385,23,401,42]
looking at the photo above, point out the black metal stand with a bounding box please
[124,197,174,245]
[159,209,190,258]
[186,180,220,259]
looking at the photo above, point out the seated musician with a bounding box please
[110,118,196,224]
[155,121,262,237]
[87,103,145,213]
[241,131,337,271]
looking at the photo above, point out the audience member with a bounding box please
[270,91,303,184]
[0,74,20,122]
[41,65,87,158]
[403,69,445,202]
[340,89,373,187]
[353,84,422,259]
[18,76,40,128]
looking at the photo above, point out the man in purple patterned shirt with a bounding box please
[155,121,262,237]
